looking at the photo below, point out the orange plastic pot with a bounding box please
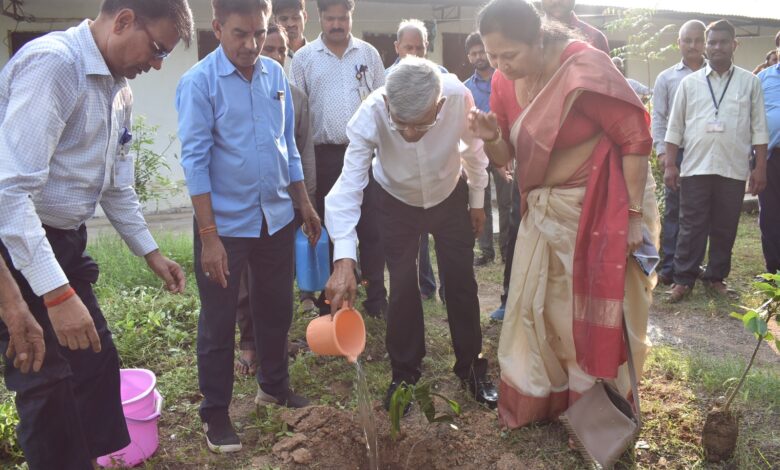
[305,307,366,363]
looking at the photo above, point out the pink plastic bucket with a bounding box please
[118,369,157,420]
[98,389,163,468]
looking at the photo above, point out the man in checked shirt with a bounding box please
[0,1,192,468]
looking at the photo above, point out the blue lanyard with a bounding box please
[706,68,733,119]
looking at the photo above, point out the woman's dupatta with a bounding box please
[510,47,650,379]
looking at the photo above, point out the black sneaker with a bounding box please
[462,375,499,409]
[383,381,412,416]
[203,414,242,453]
[255,385,311,408]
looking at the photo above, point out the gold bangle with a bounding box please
[628,204,643,217]
[484,127,502,145]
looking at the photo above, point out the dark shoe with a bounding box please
[705,280,729,296]
[365,301,388,320]
[383,381,412,416]
[473,254,494,267]
[203,414,242,453]
[255,386,311,408]
[288,338,308,357]
[462,375,498,409]
[668,284,691,303]
[657,272,674,286]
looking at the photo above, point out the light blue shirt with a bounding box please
[463,71,492,113]
[176,46,303,237]
[758,64,780,157]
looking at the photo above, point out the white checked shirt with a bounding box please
[665,63,769,180]
[289,34,385,145]
[0,20,158,296]
[325,74,489,262]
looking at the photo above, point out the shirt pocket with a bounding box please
[259,90,285,140]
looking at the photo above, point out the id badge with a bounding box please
[113,150,135,188]
[358,86,370,101]
[706,119,725,133]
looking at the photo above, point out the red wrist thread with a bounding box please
[44,287,76,308]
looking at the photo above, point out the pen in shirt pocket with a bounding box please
[274,90,285,101]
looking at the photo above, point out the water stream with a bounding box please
[355,360,379,470]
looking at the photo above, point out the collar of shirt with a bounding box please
[705,62,734,78]
[469,71,492,85]
[315,34,357,57]
[76,20,114,78]
[675,58,706,72]
[216,46,267,78]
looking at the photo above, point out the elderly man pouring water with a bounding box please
[324,57,498,411]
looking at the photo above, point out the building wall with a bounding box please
[1,1,778,212]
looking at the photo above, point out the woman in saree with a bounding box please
[468,0,660,429]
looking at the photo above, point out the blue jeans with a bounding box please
[660,149,684,278]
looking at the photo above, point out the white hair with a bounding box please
[397,18,428,43]
[386,57,442,123]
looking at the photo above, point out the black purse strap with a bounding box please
[622,316,642,427]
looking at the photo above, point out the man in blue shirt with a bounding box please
[463,33,512,276]
[758,31,780,274]
[176,0,320,454]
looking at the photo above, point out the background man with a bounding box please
[464,31,511,269]
[757,31,780,274]
[290,0,388,318]
[385,18,446,302]
[652,20,706,286]
[0,0,192,467]
[664,19,769,302]
[272,0,308,75]
[234,22,318,376]
[541,0,609,54]
[176,0,320,453]
[325,58,498,410]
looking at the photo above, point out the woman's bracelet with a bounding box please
[199,225,218,235]
[483,127,503,145]
[44,287,76,308]
[628,204,643,217]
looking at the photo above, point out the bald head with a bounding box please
[678,19,706,68]
[679,20,706,39]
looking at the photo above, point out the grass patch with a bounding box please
[1,226,778,468]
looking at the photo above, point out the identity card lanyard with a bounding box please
[356,64,370,101]
[705,69,733,133]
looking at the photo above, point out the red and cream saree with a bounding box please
[496,43,660,428]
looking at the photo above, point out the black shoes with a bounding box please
[462,375,499,409]
[383,381,412,416]
[473,254,494,267]
[203,413,242,453]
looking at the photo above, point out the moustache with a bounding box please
[329,29,345,34]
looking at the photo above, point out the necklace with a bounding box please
[522,46,546,105]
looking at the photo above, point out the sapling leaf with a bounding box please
[729,312,744,321]
[755,318,768,337]
[745,316,759,335]
[431,393,462,416]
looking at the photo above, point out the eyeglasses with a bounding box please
[139,21,170,60]
[385,99,442,132]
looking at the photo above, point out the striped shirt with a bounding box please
[289,34,385,145]
[0,20,158,296]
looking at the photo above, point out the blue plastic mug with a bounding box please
[295,226,330,292]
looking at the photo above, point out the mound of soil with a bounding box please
[269,404,531,470]
[702,408,738,462]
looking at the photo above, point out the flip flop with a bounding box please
[235,355,257,376]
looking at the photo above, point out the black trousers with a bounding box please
[673,175,745,287]
[0,225,129,470]
[660,149,684,278]
[195,220,294,422]
[315,144,386,313]
[378,179,486,384]
[500,182,522,306]
[759,150,780,274]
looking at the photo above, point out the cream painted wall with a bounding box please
[1,1,777,212]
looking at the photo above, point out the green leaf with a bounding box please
[745,316,759,335]
[729,312,744,321]
[741,310,758,328]
[756,318,768,337]
[431,392,462,416]
[775,339,780,351]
